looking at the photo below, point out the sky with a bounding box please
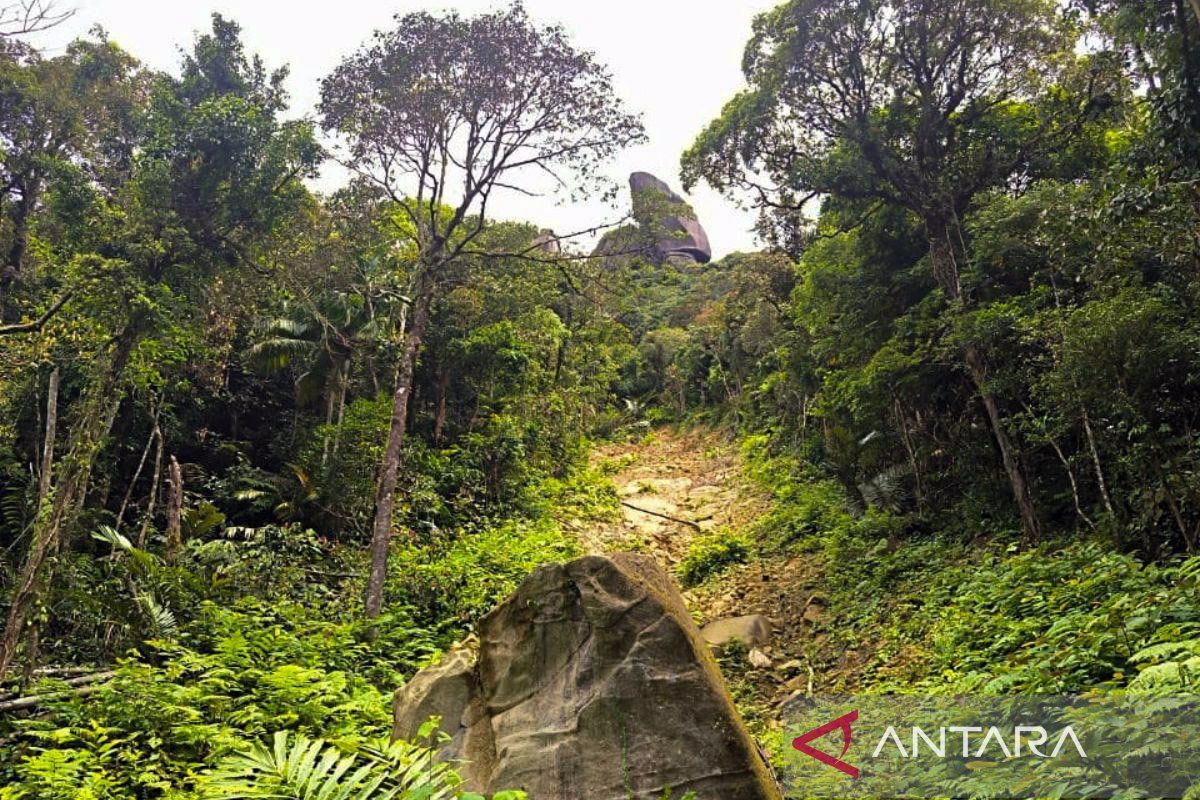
[28,0,777,258]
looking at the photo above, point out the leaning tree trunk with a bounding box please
[22,366,59,685]
[363,281,435,619]
[138,421,164,548]
[432,367,450,445]
[165,455,183,562]
[0,326,138,676]
[36,367,59,506]
[927,218,1041,540]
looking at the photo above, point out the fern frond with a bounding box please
[200,730,466,800]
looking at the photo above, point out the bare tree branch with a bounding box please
[0,290,72,336]
[0,0,73,37]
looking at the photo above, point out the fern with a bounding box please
[200,729,484,800]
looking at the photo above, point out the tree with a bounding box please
[249,291,383,468]
[0,35,143,317]
[318,2,644,618]
[683,0,1113,538]
[0,17,319,676]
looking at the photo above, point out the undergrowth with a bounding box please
[739,432,1200,696]
[0,467,609,798]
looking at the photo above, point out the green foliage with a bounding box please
[383,464,616,624]
[677,528,750,588]
[833,538,1200,694]
[0,598,445,796]
[198,726,486,800]
[389,517,580,625]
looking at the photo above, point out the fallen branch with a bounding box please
[0,670,115,711]
[618,501,702,531]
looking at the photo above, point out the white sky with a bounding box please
[28,0,776,258]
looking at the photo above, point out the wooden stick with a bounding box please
[618,501,702,531]
[0,670,115,712]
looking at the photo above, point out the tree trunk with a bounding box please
[1081,409,1117,520]
[36,367,59,505]
[893,396,924,509]
[364,283,435,619]
[138,422,164,548]
[115,406,158,531]
[165,455,183,561]
[0,184,34,317]
[331,359,349,461]
[21,367,59,686]
[1046,432,1094,531]
[965,347,1041,539]
[0,326,138,676]
[433,367,450,445]
[927,222,963,301]
[926,218,1041,539]
[320,370,337,469]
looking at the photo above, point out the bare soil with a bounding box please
[579,426,863,716]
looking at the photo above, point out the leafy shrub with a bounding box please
[385,465,616,624]
[677,528,750,587]
[740,434,860,551]
[388,516,580,624]
[0,599,445,796]
[852,541,1200,694]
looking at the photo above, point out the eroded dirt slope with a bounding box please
[577,427,856,716]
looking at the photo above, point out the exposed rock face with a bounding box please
[629,171,712,265]
[392,648,477,741]
[393,553,781,800]
[531,228,561,255]
[591,172,712,267]
[701,614,774,651]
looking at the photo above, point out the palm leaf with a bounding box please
[200,730,468,800]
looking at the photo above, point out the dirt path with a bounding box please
[580,427,850,714]
[579,427,765,566]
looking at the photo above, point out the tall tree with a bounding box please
[683,0,1112,538]
[319,2,644,618]
[0,35,142,316]
[0,17,319,675]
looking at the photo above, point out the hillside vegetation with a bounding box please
[2,0,1200,797]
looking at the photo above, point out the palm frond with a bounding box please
[200,730,468,800]
[136,592,179,639]
[247,337,317,372]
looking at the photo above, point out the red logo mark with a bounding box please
[792,709,859,779]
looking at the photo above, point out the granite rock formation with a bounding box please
[392,553,781,800]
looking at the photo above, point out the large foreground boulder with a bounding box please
[393,553,781,800]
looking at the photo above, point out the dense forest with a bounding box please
[1,0,1200,797]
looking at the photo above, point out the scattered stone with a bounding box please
[748,648,773,669]
[393,554,781,800]
[801,593,831,625]
[802,604,826,624]
[701,614,773,650]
